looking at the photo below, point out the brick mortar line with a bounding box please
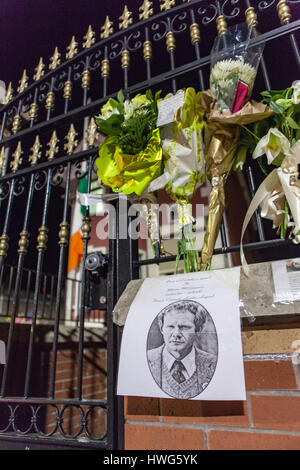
[246,391,254,428]
[243,354,293,361]
[203,425,210,450]
[293,363,300,390]
[248,390,300,396]
[124,419,300,436]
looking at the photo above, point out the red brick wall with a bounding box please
[124,357,300,450]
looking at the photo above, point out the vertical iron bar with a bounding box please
[24,269,32,318]
[190,9,205,91]
[64,66,72,114]
[245,0,271,89]
[0,178,16,280]
[246,165,265,241]
[145,27,152,82]
[77,156,92,400]
[49,161,72,398]
[5,265,14,317]
[107,197,139,450]
[41,274,47,318]
[0,172,36,397]
[49,274,55,319]
[24,168,52,397]
[103,46,109,98]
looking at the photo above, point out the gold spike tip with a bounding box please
[33,57,45,81]
[17,70,29,94]
[86,117,99,147]
[160,0,175,11]
[83,25,96,49]
[101,16,114,39]
[10,142,23,172]
[139,0,153,20]
[0,147,6,173]
[49,47,61,70]
[64,124,78,155]
[66,36,78,59]
[46,130,60,160]
[4,82,13,105]
[29,135,42,165]
[119,5,133,30]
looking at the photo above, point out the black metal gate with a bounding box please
[0,0,299,450]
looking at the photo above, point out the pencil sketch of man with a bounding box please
[147,300,217,399]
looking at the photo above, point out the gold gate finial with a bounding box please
[160,0,175,11]
[49,47,61,70]
[0,147,6,174]
[66,36,78,59]
[10,142,23,172]
[86,117,99,147]
[83,25,96,48]
[3,82,13,105]
[139,0,153,20]
[64,124,78,154]
[17,70,29,94]
[101,16,114,39]
[119,5,133,30]
[46,131,60,160]
[33,57,45,81]
[29,135,42,165]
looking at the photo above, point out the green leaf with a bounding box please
[269,100,284,114]
[96,114,124,136]
[286,116,300,129]
[117,89,125,104]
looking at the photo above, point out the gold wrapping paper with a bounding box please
[199,90,273,268]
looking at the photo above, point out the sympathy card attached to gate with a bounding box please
[117,268,246,400]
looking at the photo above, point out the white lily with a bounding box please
[292,80,300,105]
[253,128,291,165]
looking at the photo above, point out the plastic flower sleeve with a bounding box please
[210,22,265,112]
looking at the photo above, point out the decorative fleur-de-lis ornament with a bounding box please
[33,57,45,81]
[49,47,61,70]
[3,82,13,105]
[46,130,60,160]
[83,25,96,48]
[160,0,175,11]
[10,142,23,172]
[86,117,99,147]
[0,147,6,174]
[66,36,78,59]
[64,124,78,155]
[119,5,133,30]
[29,136,42,165]
[17,70,29,94]
[101,16,114,39]
[139,0,153,20]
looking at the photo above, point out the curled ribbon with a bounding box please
[240,142,300,276]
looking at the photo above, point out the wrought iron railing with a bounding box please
[0,0,299,450]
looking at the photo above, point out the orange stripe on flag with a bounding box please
[68,230,84,273]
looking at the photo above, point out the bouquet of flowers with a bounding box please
[210,22,264,112]
[95,89,164,251]
[240,81,300,270]
[149,88,206,272]
[199,22,272,270]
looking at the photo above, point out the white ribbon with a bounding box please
[240,142,300,276]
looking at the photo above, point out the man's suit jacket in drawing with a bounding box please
[147,344,217,399]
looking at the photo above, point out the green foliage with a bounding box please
[95,89,161,155]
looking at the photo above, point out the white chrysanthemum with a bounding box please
[210,59,256,91]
